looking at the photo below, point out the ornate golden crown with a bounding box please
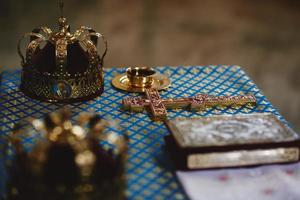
[17,2,107,103]
[6,109,127,199]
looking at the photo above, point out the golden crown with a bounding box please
[17,1,107,103]
[6,109,127,199]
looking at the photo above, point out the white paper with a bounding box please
[177,163,300,200]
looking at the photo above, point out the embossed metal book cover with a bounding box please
[165,114,300,170]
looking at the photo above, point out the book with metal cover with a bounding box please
[165,114,300,170]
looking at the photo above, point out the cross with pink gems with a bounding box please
[122,88,256,121]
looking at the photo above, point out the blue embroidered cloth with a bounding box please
[0,65,285,199]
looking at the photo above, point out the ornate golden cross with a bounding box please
[122,88,256,121]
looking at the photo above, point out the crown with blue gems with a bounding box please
[17,1,107,103]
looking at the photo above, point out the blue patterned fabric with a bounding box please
[0,65,285,199]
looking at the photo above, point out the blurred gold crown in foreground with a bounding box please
[5,109,127,200]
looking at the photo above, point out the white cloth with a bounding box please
[177,163,300,200]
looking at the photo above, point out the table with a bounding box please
[0,65,284,199]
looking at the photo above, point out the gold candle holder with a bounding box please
[112,66,171,93]
[126,67,156,88]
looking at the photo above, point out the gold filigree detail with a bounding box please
[123,88,256,121]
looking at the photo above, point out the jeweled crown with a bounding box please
[17,1,107,103]
[5,109,127,199]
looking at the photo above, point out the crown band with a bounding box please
[21,66,104,102]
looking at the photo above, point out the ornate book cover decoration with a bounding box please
[165,114,300,170]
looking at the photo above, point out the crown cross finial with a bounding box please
[59,0,64,18]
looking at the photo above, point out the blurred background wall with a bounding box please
[0,0,299,130]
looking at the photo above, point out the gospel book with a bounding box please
[165,114,300,170]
